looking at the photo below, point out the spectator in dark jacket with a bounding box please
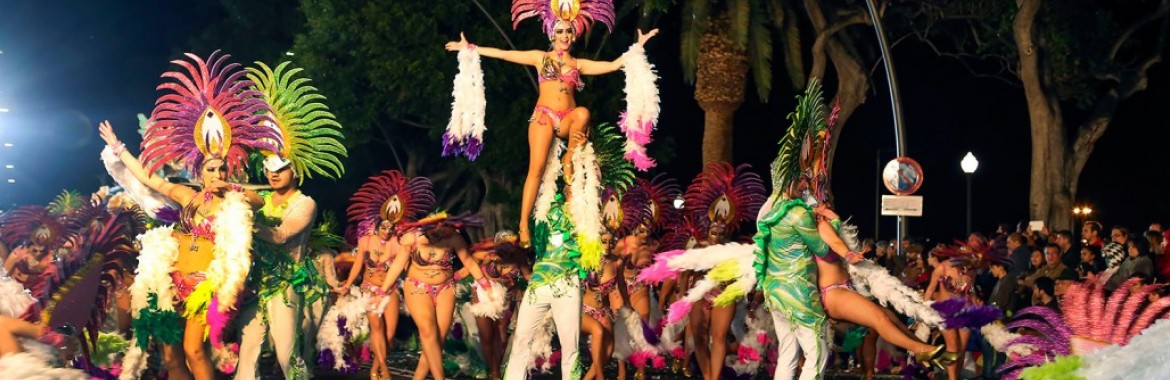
[1006,233,1030,278]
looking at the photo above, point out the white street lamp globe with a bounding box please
[961,152,979,174]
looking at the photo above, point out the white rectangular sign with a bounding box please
[881,195,923,217]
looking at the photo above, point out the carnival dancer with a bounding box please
[809,205,951,365]
[654,216,705,376]
[102,50,281,380]
[678,162,765,380]
[233,60,348,380]
[925,241,989,380]
[461,231,531,380]
[1,207,71,302]
[336,170,436,380]
[585,187,644,380]
[442,0,661,249]
[396,213,494,380]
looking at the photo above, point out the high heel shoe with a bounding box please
[913,345,944,367]
[933,351,960,369]
[682,363,693,377]
[671,358,682,374]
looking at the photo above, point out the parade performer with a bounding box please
[595,186,648,379]
[443,0,660,248]
[335,170,436,380]
[233,60,347,380]
[924,241,985,380]
[397,212,494,380]
[579,225,622,380]
[102,50,280,380]
[637,80,836,380]
[1,206,72,302]
[461,231,531,380]
[677,162,765,380]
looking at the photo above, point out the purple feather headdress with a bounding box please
[142,50,281,180]
[512,0,616,39]
[683,162,766,237]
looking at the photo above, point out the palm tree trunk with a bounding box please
[694,16,748,166]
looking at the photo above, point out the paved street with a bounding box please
[307,351,909,380]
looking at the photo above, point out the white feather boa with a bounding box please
[317,286,372,372]
[657,314,687,358]
[467,279,508,319]
[101,146,180,220]
[206,190,253,312]
[120,226,179,380]
[612,307,658,364]
[129,226,180,318]
[618,44,660,170]
[0,272,36,318]
[980,322,1035,358]
[726,306,775,375]
[444,46,487,158]
[668,243,758,309]
[838,223,945,328]
[0,340,87,380]
[526,311,558,373]
[532,140,566,224]
[567,142,604,271]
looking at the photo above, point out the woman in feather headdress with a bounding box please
[443,0,659,249]
[1,207,72,302]
[336,170,435,380]
[99,50,279,380]
[924,241,984,380]
[459,230,531,380]
[676,162,765,380]
[396,213,494,380]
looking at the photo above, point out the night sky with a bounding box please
[1,1,1168,243]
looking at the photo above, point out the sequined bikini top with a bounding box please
[539,55,583,91]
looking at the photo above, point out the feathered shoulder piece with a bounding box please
[0,206,75,250]
[346,170,435,238]
[142,50,281,180]
[932,240,995,269]
[684,162,766,236]
[512,0,615,39]
[626,174,681,234]
[246,61,347,183]
[771,78,827,195]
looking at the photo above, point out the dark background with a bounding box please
[1,1,1167,243]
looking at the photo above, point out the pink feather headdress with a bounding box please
[683,162,766,237]
[625,175,681,235]
[346,170,436,238]
[511,0,616,39]
[141,51,281,180]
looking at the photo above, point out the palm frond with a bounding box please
[764,0,786,28]
[728,0,751,49]
[748,7,773,102]
[680,0,711,83]
[246,61,348,184]
[780,0,805,91]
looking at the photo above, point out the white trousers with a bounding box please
[503,282,581,380]
[301,297,326,365]
[771,308,828,380]
[235,288,302,380]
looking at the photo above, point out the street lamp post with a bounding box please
[961,152,979,235]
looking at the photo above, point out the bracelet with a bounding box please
[467,43,477,50]
[476,277,493,289]
[111,142,126,156]
[229,183,245,193]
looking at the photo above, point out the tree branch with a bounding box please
[1107,0,1170,62]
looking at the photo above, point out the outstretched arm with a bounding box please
[98,120,195,205]
[578,28,659,75]
[445,32,542,66]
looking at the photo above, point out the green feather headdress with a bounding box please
[770,78,827,196]
[47,189,85,215]
[246,61,347,184]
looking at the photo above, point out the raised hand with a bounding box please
[636,28,659,47]
[98,120,121,147]
[444,32,470,52]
